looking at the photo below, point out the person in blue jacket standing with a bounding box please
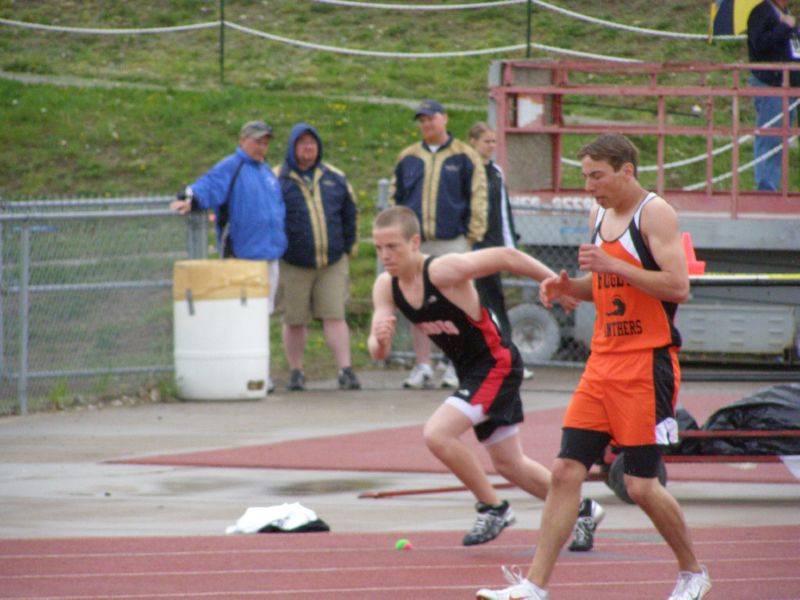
[274,123,361,391]
[171,120,287,392]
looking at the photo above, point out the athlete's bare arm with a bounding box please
[368,272,398,361]
[429,247,557,288]
[579,198,689,303]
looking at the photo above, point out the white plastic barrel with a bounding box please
[173,259,269,401]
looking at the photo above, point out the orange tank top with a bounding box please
[590,193,681,354]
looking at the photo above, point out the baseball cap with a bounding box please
[414,99,445,119]
[239,120,273,139]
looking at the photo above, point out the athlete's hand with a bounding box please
[558,294,580,313]
[540,270,570,308]
[373,315,396,347]
[578,243,617,274]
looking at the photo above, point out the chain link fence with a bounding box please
[0,195,208,415]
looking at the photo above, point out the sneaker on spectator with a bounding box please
[286,369,305,391]
[463,500,515,546]
[522,367,534,380]
[667,566,711,600]
[403,363,434,389]
[267,376,275,394]
[476,565,549,600]
[338,367,361,390]
[440,362,459,388]
[568,498,605,552]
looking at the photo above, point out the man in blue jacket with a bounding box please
[171,120,287,301]
[274,123,361,391]
[171,120,287,392]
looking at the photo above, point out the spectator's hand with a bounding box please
[170,199,192,215]
[778,13,796,28]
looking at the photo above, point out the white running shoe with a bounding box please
[522,367,534,380]
[476,566,549,600]
[403,363,434,389]
[667,565,711,600]
[440,362,459,388]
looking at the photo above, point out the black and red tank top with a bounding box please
[391,256,514,373]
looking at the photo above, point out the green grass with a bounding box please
[1,1,791,395]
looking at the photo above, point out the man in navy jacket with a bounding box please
[274,123,360,391]
[747,0,800,191]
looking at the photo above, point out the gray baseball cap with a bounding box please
[239,120,273,139]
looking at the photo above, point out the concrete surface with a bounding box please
[1,367,798,541]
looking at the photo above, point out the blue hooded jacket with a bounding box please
[190,146,287,260]
[276,123,358,268]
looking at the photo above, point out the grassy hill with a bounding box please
[0,1,759,385]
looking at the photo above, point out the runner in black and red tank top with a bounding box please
[369,206,603,550]
[392,256,524,431]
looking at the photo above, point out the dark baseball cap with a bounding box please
[239,120,273,139]
[414,99,445,119]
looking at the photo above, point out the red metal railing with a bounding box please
[491,60,800,218]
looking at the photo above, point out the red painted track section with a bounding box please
[116,394,798,485]
[2,526,799,599]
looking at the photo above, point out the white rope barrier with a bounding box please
[0,17,218,35]
[310,0,745,41]
[531,0,743,41]
[313,0,525,9]
[224,20,527,58]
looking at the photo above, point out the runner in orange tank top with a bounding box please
[477,134,711,600]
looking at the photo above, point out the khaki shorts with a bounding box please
[421,235,470,256]
[276,256,350,325]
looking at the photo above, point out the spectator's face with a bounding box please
[240,134,270,162]
[295,133,319,171]
[417,112,448,145]
[470,130,496,163]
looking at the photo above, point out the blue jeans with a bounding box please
[750,75,797,192]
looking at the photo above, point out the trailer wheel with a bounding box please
[607,453,668,505]
[508,303,560,362]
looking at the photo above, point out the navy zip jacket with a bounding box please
[748,0,800,87]
[276,123,359,268]
[389,134,487,244]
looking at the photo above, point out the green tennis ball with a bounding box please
[394,538,412,551]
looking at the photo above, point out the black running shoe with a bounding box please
[463,500,516,546]
[338,367,361,390]
[286,369,305,391]
[568,498,605,552]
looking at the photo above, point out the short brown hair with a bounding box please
[468,121,493,142]
[577,134,639,177]
[373,206,420,240]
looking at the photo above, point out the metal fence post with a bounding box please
[376,177,389,212]
[186,212,209,259]
[17,222,30,415]
[0,194,5,383]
